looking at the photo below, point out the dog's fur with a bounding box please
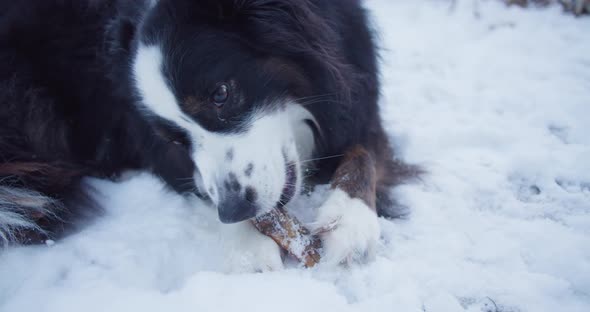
[0,0,416,264]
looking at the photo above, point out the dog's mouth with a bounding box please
[278,161,297,208]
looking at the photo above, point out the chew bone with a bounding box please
[252,208,321,268]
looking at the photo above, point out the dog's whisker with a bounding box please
[293,93,338,102]
[297,154,344,164]
[176,177,195,181]
[298,98,343,106]
[297,96,339,102]
[177,181,197,190]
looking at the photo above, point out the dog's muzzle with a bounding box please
[214,160,298,224]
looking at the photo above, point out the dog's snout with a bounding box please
[216,173,259,223]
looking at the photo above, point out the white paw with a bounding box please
[219,221,284,273]
[313,189,380,266]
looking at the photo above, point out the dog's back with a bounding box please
[0,1,144,243]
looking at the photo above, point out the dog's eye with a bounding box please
[211,83,229,107]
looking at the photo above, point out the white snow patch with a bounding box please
[1,1,590,311]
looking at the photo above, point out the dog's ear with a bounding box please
[106,17,137,55]
[117,19,136,53]
[105,1,149,56]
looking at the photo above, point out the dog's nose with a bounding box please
[216,173,259,223]
[217,193,257,224]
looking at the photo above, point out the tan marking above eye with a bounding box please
[260,57,311,97]
[182,95,204,115]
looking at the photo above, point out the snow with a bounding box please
[2,1,590,311]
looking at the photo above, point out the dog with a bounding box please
[0,0,415,267]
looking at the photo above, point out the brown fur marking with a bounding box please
[0,161,85,196]
[0,162,82,179]
[182,96,204,116]
[330,145,377,209]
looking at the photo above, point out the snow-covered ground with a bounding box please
[1,1,589,311]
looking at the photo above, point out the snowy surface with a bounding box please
[2,1,590,311]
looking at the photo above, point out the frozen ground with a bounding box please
[1,1,589,311]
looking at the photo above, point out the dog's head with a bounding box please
[125,0,344,223]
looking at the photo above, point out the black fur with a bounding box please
[0,0,414,245]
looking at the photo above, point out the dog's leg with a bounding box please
[314,145,382,265]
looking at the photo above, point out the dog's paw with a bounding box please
[219,221,284,273]
[312,189,380,266]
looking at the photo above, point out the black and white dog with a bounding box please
[0,0,414,266]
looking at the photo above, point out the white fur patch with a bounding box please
[192,104,315,213]
[133,46,185,126]
[313,188,380,265]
